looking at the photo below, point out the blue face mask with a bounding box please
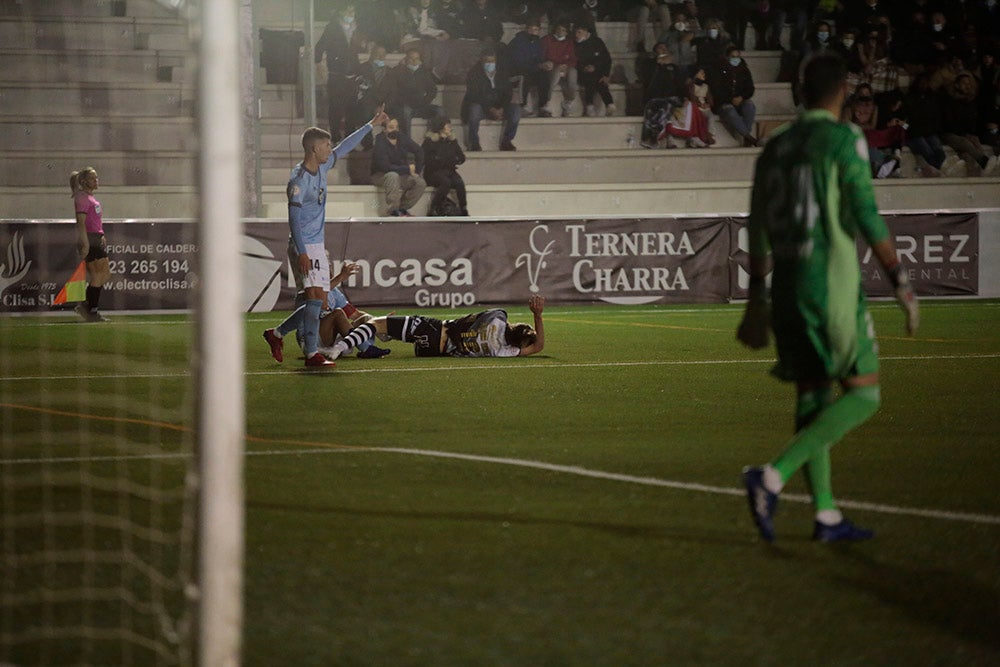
[373,59,385,68]
[708,28,719,39]
[407,63,420,72]
[729,57,741,67]
[817,31,829,42]
[484,62,496,74]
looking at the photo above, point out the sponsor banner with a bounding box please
[310,217,734,307]
[0,214,980,313]
[729,213,979,299]
[858,213,978,296]
[0,221,199,312]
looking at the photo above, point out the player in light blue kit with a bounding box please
[266,107,388,368]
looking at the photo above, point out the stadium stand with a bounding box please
[1,0,998,220]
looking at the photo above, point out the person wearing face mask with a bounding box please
[460,0,505,43]
[370,116,427,216]
[927,11,958,65]
[694,18,731,72]
[659,10,698,72]
[353,45,393,148]
[461,48,522,151]
[422,116,470,216]
[315,4,364,142]
[574,24,616,116]
[708,46,758,146]
[801,21,836,61]
[385,48,445,138]
[541,21,580,116]
[832,28,865,75]
[504,18,553,117]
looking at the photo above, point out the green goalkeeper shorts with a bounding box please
[770,292,880,383]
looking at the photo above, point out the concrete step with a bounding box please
[0,81,194,116]
[0,150,195,186]
[0,48,187,83]
[260,81,795,121]
[0,15,185,51]
[254,177,1000,219]
[0,0,178,19]
[0,116,197,151]
[0,185,196,218]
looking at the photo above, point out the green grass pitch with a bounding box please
[2,300,999,665]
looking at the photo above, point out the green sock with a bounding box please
[795,387,837,511]
[772,385,881,485]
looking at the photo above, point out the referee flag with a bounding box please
[53,261,87,305]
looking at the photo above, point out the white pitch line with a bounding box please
[3,445,998,527]
[2,352,999,383]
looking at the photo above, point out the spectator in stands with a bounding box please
[462,48,522,151]
[435,0,465,39]
[930,53,971,91]
[928,11,960,67]
[353,45,392,148]
[315,4,363,142]
[801,21,836,61]
[575,23,616,115]
[896,9,935,74]
[575,0,624,28]
[541,21,579,116]
[659,9,698,74]
[505,18,554,116]
[422,116,470,216]
[846,0,890,34]
[833,27,865,75]
[461,0,505,43]
[357,0,403,52]
[662,67,715,147]
[709,45,758,146]
[371,117,427,216]
[403,0,450,42]
[637,40,686,105]
[974,50,999,122]
[846,83,903,178]
[626,0,673,50]
[975,0,1000,47]
[694,18,731,72]
[942,72,993,175]
[385,48,445,137]
[902,73,947,176]
[856,24,900,94]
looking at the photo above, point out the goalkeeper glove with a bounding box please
[888,263,919,335]
[737,276,770,350]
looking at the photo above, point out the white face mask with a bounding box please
[817,31,829,42]
[674,22,686,31]
[843,39,854,49]
[708,28,719,39]
[729,57,741,67]
[933,23,944,32]
[554,33,566,41]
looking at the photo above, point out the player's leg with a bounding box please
[301,243,334,367]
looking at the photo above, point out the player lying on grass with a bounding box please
[262,262,391,362]
[320,295,546,360]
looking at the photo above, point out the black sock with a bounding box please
[86,285,102,311]
[343,323,375,350]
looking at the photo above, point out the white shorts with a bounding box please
[298,242,329,291]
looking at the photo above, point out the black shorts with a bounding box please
[387,315,445,357]
[85,233,108,262]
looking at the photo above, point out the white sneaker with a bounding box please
[561,101,572,117]
[585,104,597,117]
[605,103,616,116]
[318,343,345,361]
[941,154,962,175]
[876,158,899,179]
[686,136,708,148]
[985,155,1000,176]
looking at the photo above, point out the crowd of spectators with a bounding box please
[310,0,1000,182]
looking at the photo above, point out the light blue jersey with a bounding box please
[287,123,372,253]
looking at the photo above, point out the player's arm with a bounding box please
[840,129,919,335]
[327,107,390,167]
[75,211,89,258]
[518,295,545,356]
[329,261,360,289]
[737,163,772,350]
[287,185,309,275]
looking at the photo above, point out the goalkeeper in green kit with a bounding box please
[736,53,919,544]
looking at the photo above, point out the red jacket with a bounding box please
[541,34,576,68]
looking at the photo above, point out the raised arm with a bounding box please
[519,295,545,356]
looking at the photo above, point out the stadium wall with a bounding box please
[0,211,997,314]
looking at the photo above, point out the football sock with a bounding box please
[816,509,843,525]
[302,299,323,357]
[771,384,881,485]
[796,385,837,510]
[275,304,306,339]
[85,285,102,312]
[336,323,376,353]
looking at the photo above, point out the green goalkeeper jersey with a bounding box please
[748,109,890,381]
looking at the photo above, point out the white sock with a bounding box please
[816,509,843,526]
[333,340,349,355]
[762,464,784,494]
